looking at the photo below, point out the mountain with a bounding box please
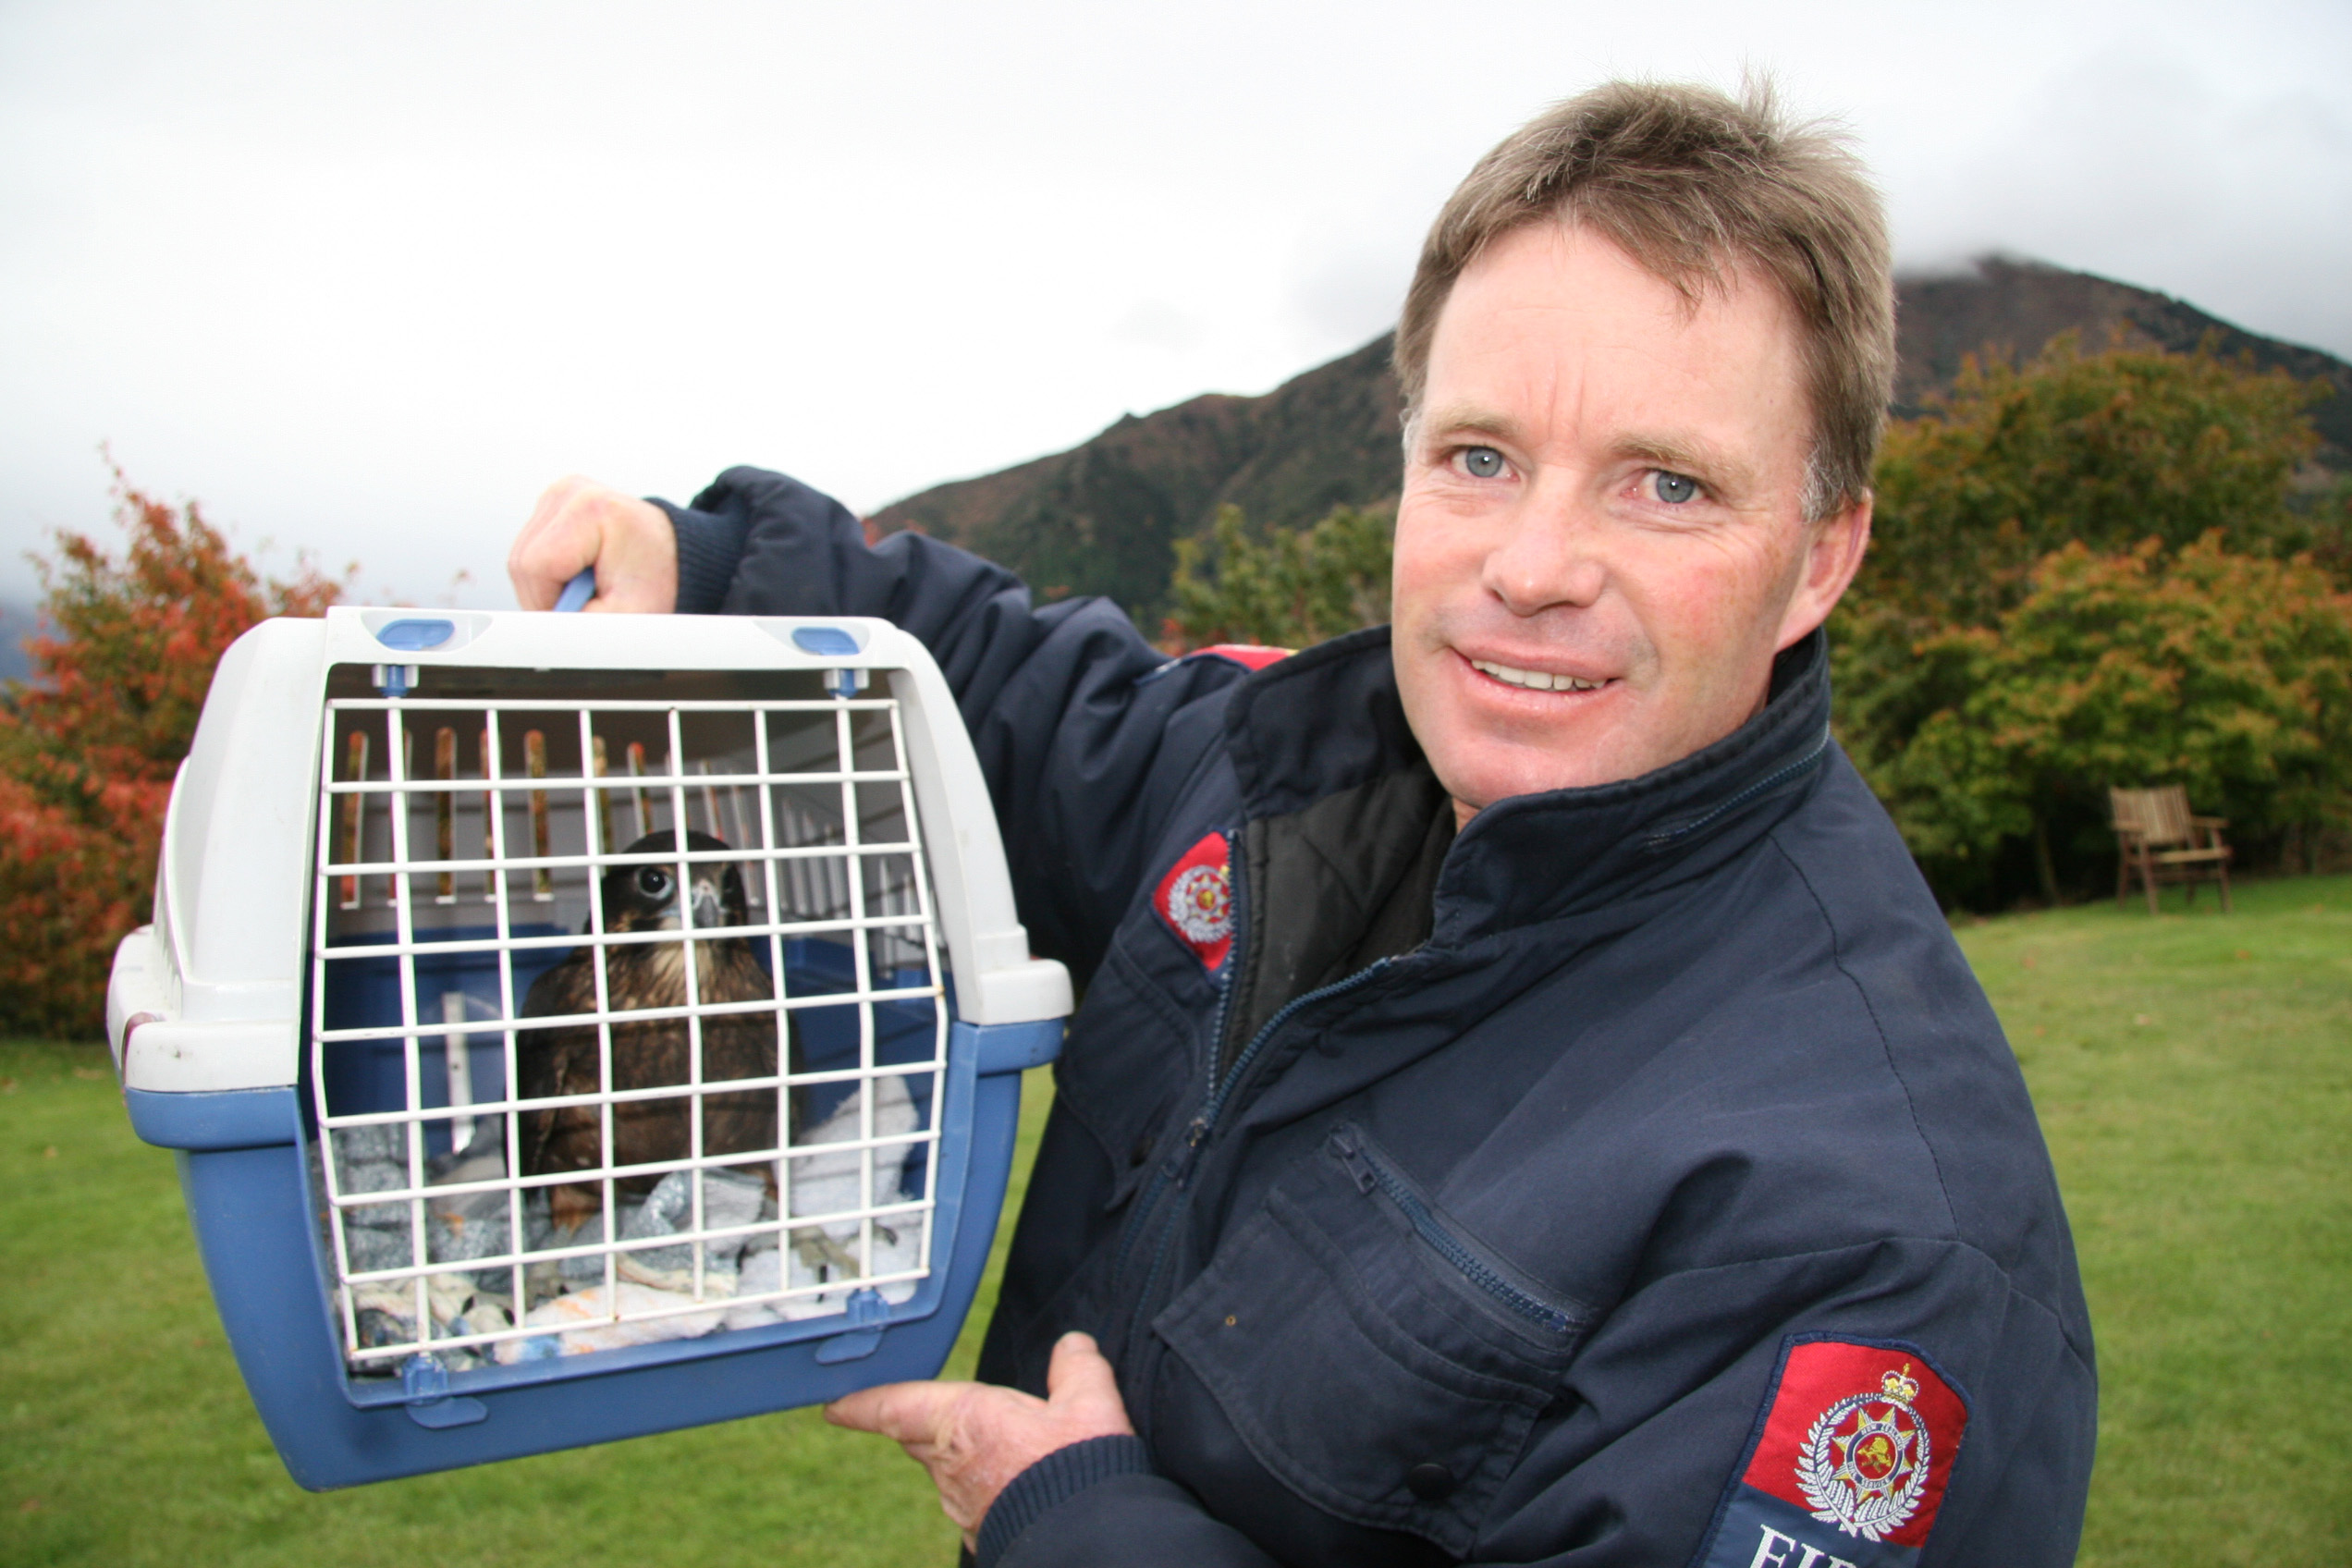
[1892,256,2352,456]
[870,258,2352,620]
[872,336,1405,620]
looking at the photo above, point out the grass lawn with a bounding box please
[1955,873,2350,1565]
[4,876,2346,1565]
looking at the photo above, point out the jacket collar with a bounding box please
[1222,626,1835,946]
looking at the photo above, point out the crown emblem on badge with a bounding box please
[1795,1362,1933,1540]
[1166,863,1231,944]
[1153,832,1238,969]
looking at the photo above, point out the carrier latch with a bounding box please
[401,1353,489,1429]
[813,1287,892,1365]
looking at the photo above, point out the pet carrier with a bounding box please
[104,605,1071,1488]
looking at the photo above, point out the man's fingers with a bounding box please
[825,1378,970,1445]
[506,478,678,613]
[508,477,599,610]
[519,474,588,543]
[825,1358,1133,1540]
[1045,1332,1133,1430]
[828,1344,1127,1446]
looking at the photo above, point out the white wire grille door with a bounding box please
[306,667,949,1374]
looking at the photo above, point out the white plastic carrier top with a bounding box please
[113,606,1068,1097]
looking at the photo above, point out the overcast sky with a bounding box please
[2,0,2346,609]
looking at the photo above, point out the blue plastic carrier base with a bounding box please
[141,1017,1057,1490]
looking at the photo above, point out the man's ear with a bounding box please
[1775,493,1872,652]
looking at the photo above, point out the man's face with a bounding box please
[1390,222,1869,822]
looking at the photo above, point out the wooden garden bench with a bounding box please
[2110,785,2233,913]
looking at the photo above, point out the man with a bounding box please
[510,81,2094,1566]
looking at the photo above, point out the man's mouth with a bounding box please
[1469,657,1611,693]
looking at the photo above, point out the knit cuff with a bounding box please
[654,496,752,614]
[973,1434,1155,1568]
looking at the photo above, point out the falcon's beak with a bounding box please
[690,880,725,932]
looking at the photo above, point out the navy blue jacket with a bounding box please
[669,467,2096,1568]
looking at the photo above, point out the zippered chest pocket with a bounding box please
[1155,1122,1594,1556]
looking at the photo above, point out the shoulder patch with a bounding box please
[1154,831,1235,971]
[1693,1338,1970,1568]
[1188,643,1293,671]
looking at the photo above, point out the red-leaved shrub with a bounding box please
[0,475,343,1037]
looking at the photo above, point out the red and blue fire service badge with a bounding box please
[1696,1339,1969,1568]
[1155,831,1234,972]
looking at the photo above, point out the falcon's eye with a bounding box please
[1461,446,1506,479]
[634,867,672,900]
[1652,471,1698,504]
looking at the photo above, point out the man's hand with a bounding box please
[824,1331,1134,1545]
[507,475,679,613]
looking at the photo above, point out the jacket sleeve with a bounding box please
[974,1437,1279,1568]
[665,466,1246,981]
[994,1476,1282,1568]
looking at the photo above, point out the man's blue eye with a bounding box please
[1464,447,1505,479]
[1653,472,1698,504]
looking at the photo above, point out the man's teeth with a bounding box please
[1471,659,1606,692]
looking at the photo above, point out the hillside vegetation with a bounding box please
[873,336,1404,618]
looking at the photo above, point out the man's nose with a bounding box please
[1481,487,1607,616]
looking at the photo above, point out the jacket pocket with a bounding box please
[1156,1122,1593,1555]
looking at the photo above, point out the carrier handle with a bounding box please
[554,568,595,613]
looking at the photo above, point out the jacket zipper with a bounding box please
[1114,956,1398,1314]
[1109,950,1235,1284]
[1329,1124,1574,1338]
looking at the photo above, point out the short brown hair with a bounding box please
[1395,79,1893,520]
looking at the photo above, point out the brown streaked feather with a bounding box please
[518,891,795,1231]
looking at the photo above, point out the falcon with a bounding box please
[517,827,791,1232]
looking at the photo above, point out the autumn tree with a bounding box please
[1861,331,2336,625]
[1863,537,2352,904]
[0,475,342,1036]
[1837,336,2351,904]
[1164,501,1392,652]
